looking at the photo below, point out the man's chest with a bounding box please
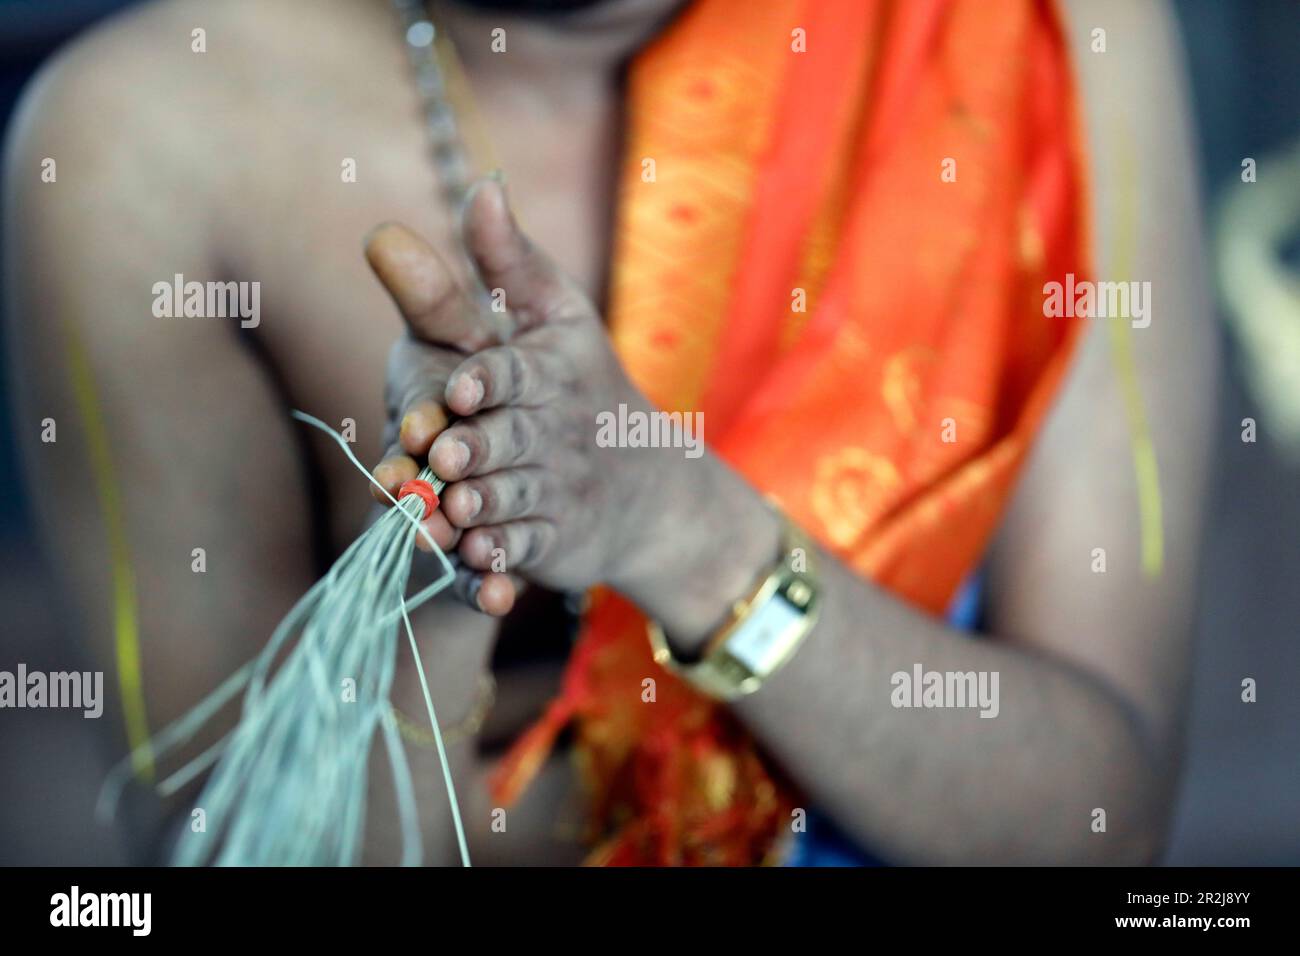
[218,97,620,543]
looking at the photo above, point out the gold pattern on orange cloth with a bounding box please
[811,448,902,550]
[491,0,1091,866]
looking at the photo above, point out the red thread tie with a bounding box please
[397,479,440,520]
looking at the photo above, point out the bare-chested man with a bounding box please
[4,0,1217,864]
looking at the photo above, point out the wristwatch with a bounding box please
[646,516,820,700]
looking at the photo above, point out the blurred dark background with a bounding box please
[1,0,1297,864]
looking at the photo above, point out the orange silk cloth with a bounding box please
[491,0,1089,864]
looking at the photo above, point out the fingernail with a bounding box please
[432,436,469,476]
[467,488,482,519]
[399,413,415,442]
[459,181,485,226]
[470,377,485,409]
[468,575,485,612]
[362,221,394,251]
[486,170,509,207]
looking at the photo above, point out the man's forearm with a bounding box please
[618,452,1169,864]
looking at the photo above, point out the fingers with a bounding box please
[371,443,418,504]
[368,442,458,551]
[447,554,520,616]
[443,343,569,417]
[398,399,449,459]
[385,337,458,457]
[440,466,554,529]
[413,509,461,554]
[428,406,545,481]
[475,572,518,616]
[364,222,500,352]
[458,519,559,574]
[462,179,593,330]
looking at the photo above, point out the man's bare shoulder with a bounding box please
[6,0,391,190]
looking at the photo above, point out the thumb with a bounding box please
[462,176,593,333]
[364,221,499,352]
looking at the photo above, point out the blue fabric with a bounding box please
[784,571,985,867]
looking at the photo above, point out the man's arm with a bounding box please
[5,26,555,865]
[3,31,316,799]
[395,0,1215,864]
[669,0,1217,863]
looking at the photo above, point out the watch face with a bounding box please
[726,592,805,675]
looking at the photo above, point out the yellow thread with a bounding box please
[433,25,499,177]
[63,324,154,779]
[1107,120,1164,577]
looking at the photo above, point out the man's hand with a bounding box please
[435,180,682,601]
[366,180,696,617]
[364,216,519,614]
